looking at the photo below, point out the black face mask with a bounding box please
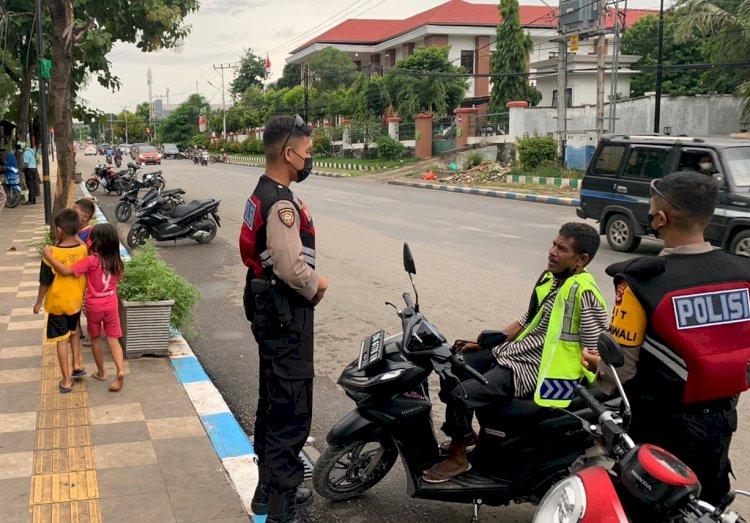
[290,149,313,183]
[647,213,663,238]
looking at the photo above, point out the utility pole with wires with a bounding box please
[122,105,129,144]
[556,36,568,164]
[213,63,232,139]
[595,0,607,141]
[303,65,309,122]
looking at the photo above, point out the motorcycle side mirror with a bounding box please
[127,162,134,168]
[597,332,624,368]
[403,242,416,275]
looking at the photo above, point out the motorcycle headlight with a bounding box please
[534,476,586,523]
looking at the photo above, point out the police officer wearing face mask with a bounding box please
[239,115,328,523]
[591,171,750,505]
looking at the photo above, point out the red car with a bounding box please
[137,145,162,165]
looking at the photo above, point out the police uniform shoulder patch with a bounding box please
[278,207,295,228]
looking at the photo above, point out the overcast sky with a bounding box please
[80,0,662,113]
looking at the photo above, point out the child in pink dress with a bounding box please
[43,223,126,391]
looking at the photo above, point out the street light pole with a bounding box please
[654,0,665,133]
[122,106,129,144]
[35,0,52,224]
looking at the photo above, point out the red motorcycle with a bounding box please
[534,333,748,523]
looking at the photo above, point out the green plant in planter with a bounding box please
[118,244,200,330]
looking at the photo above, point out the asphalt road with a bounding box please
[80,155,750,521]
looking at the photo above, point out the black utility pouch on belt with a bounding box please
[250,278,292,329]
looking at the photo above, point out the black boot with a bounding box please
[267,490,311,523]
[252,485,313,515]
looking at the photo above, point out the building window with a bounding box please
[460,50,475,74]
[552,88,572,108]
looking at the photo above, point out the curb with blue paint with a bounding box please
[79,181,263,521]
[387,179,581,207]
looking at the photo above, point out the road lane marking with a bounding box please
[322,198,367,208]
[462,226,520,239]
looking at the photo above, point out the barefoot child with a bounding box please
[43,223,126,392]
[34,209,88,393]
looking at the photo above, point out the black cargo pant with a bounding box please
[251,302,314,495]
[24,168,37,203]
[630,407,735,505]
[439,348,515,444]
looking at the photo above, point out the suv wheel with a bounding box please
[730,230,750,257]
[605,214,642,253]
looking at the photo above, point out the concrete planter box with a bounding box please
[119,299,174,358]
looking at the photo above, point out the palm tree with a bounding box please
[672,0,750,115]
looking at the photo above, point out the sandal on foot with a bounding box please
[422,462,472,483]
[72,369,87,378]
[58,381,73,393]
[438,433,478,453]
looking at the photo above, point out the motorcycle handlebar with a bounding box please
[450,353,489,385]
[403,293,415,310]
[577,385,608,419]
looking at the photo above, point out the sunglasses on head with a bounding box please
[279,115,306,157]
[649,179,682,209]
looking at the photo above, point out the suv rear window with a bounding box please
[724,147,750,187]
[593,144,625,174]
[623,147,670,179]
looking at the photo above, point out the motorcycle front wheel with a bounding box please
[5,187,21,208]
[85,178,99,192]
[126,224,150,248]
[115,202,132,222]
[312,438,398,502]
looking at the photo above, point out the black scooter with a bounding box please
[312,244,619,521]
[115,178,184,222]
[126,194,221,248]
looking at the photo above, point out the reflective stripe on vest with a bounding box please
[532,271,607,407]
[259,246,316,269]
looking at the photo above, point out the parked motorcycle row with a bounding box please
[85,161,221,249]
[312,244,750,523]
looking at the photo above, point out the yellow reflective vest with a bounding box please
[514,271,606,407]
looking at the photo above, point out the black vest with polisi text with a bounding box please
[608,250,750,410]
[239,175,315,299]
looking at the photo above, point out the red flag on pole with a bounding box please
[265,53,271,79]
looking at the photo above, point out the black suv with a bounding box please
[577,135,750,255]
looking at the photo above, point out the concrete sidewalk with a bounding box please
[0,200,250,522]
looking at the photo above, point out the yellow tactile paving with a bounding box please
[34,447,96,474]
[30,337,101,516]
[30,500,102,523]
[36,427,93,451]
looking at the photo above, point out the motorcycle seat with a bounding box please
[479,385,616,425]
[172,199,214,217]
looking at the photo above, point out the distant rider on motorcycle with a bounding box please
[423,222,609,483]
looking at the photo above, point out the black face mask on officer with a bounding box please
[289,148,313,183]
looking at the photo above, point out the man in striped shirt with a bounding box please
[423,223,609,483]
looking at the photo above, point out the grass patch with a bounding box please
[509,165,583,179]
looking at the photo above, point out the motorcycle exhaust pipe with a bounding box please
[192,230,210,239]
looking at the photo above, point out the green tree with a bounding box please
[158,94,209,146]
[44,0,199,215]
[307,47,359,89]
[489,0,540,113]
[621,13,743,97]
[276,63,302,90]
[384,47,468,117]
[672,0,750,114]
[230,49,266,97]
[2,0,37,144]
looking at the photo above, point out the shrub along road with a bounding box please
[78,155,750,521]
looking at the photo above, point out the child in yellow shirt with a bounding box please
[33,209,88,393]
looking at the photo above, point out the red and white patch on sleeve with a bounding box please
[278,208,296,228]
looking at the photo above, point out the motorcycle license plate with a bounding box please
[358,330,385,371]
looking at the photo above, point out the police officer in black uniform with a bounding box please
[239,115,328,523]
[590,171,750,504]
